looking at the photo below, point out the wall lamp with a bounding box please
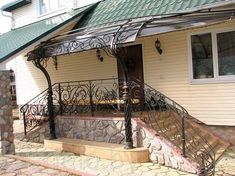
[155,39,163,55]
[96,49,104,62]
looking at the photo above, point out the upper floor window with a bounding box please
[39,0,66,15]
[189,29,235,83]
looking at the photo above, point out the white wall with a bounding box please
[0,11,12,34]
[77,0,100,8]
[11,0,94,28]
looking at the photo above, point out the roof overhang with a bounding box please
[1,0,31,12]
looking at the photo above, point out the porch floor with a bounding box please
[11,120,235,176]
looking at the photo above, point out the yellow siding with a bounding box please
[16,50,117,104]
[17,19,235,126]
[141,20,235,126]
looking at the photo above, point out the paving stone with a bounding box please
[138,166,150,172]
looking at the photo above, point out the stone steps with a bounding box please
[44,138,149,163]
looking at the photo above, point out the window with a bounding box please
[39,0,66,15]
[217,31,235,76]
[190,29,235,83]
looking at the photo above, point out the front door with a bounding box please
[117,44,144,82]
[117,44,144,103]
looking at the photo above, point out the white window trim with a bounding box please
[37,0,66,18]
[188,27,235,84]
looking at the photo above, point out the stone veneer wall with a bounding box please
[22,122,50,143]
[0,71,15,155]
[55,116,198,173]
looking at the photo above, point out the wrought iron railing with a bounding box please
[129,79,215,175]
[20,77,215,175]
[20,78,124,135]
[20,87,50,135]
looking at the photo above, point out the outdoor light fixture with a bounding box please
[155,39,163,55]
[96,49,104,62]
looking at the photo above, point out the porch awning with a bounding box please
[38,21,144,58]
[27,8,235,60]
[139,10,235,37]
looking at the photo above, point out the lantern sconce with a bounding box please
[96,49,104,62]
[155,39,163,55]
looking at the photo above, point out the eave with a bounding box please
[1,0,31,12]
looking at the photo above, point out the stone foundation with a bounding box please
[54,116,198,173]
[55,116,126,144]
[22,122,50,143]
[0,71,15,155]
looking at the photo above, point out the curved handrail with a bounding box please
[20,83,57,113]
[129,78,215,175]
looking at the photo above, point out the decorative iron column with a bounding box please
[110,33,134,149]
[32,57,56,139]
[121,63,133,149]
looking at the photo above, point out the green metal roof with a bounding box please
[80,0,235,28]
[0,4,97,63]
[1,0,31,12]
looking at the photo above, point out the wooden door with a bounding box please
[117,44,144,103]
[117,45,144,82]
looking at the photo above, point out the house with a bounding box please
[0,0,235,175]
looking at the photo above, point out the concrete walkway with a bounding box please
[7,120,235,176]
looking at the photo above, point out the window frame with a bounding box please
[38,0,66,17]
[188,27,235,84]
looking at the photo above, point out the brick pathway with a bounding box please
[6,120,235,176]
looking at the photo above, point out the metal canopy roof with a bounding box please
[27,8,235,60]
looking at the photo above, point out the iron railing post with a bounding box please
[23,111,27,136]
[182,115,186,157]
[47,87,56,139]
[58,83,63,116]
[123,80,133,149]
[89,81,94,117]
